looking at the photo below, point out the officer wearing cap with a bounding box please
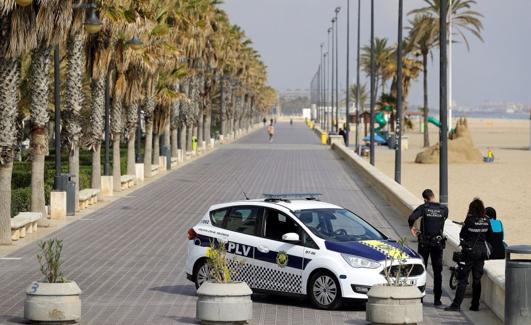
[408,189,448,306]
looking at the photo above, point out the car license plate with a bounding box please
[399,279,417,286]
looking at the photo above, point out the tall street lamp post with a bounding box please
[394,0,403,183]
[320,43,324,128]
[369,0,376,165]
[335,7,341,133]
[327,27,332,132]
[330,20,335,134]
[104,70,111,176]
[136,104,142,163]
[323,52,328,130]
[345,0,351,146]
[53,45,61,190]
[439,0,449,205]
[355,0,361,153]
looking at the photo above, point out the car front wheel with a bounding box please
[308,271,342,310]
[193,259,210,289]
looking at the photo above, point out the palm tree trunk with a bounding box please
[163,120,170,151]
[198,112,204,145]
[152,130,159,165]
[0,162,13,245]
[423,52,430,148]
[127,132,136,176]
[0,57,20,245]
[171,128,178,157]
[69,147,79,210]
[64,32,84,211]
[29,45,52,226]
[204,108,211,142]
[91,143,101,191]
[144,119,153,177]
[179,126,185,150]
[31,129,48,225]
[186,125,192,152]
[112,134,121,192]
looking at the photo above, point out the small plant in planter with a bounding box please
[366,238,423,324]
[24,239,82,323]
[196,240,253,324]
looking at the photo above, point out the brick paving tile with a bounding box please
[0,122,473,324]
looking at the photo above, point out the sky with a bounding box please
[221,0,531,108]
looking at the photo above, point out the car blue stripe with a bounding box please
[194,234,311,269]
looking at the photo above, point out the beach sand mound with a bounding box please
[415,118,483,164]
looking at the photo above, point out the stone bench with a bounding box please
[120,175,135,190]
[11,212,42,241]
[79,188,100,210]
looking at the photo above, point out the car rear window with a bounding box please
[210,208,228,227]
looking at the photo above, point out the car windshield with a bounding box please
[294,209,385,242]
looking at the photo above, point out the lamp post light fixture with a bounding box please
[15,0,32,6]
[128,35,143,51]
[84,8,102,34]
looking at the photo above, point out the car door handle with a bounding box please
[257,245,269,253]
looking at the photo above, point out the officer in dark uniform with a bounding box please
[445,198,492,312]
[408,189,448,306]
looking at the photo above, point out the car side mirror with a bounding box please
[282,232,300,243]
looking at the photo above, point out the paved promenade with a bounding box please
[0,122,477,324]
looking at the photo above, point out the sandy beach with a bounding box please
[371,117,531,245]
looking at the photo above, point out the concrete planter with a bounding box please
[24,281,82,323]
[366,285,422,324]
[196,281,252,324]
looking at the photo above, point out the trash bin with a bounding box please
[192,136,198,152]
[387,133,397,149]
[505,245,531,325]
[161,146,171,171]
[320,132,328,145]
[54,173,76,216]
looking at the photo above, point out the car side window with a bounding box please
[210,208,228,227]
[264,209,300,241]
[225,206,259,236]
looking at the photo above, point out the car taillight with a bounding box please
[188,228,197,240]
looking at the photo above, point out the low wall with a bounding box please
[330,142,504,321]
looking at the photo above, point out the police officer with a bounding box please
[408,189,448,306]
[445,198,492,312]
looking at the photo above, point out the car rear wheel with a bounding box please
[308,271,341,310]
[193,259,210,289]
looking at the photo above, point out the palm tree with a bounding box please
[361,37,394,98]
[0,4,37,244]
[63,6,87,211]
[85,24,113,196]
[409,0,484,146]
[408,15,438,147]
[29,0,71,225]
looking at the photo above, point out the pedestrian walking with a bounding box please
[485,207,505,260]
[338,128,347,145]
[267,124,275,143]
[262,117,267,127]
[445,198,493,312]
[408,189,448,306]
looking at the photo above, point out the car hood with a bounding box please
[325,239,420,262]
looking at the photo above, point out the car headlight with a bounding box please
[341,253,381,269]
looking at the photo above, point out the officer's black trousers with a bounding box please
[418,244,443,301]
[452,258,484,308]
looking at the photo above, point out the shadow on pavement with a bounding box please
[251,293,366,312]
[149,284,196,297]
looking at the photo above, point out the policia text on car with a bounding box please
[408,189,448,306]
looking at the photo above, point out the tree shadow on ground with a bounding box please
[149,284,196,297]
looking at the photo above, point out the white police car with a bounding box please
[185,193,426,309]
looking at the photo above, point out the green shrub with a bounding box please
[11,187,31,217]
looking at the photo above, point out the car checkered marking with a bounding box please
[359,240,408,260]
[227,259,303,294]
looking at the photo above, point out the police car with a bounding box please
[185,193,426,309]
